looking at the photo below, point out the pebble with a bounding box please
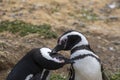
[73,21,86,27]
[108,47,115,51]
[108,2,117,9]
[112,41,120,45]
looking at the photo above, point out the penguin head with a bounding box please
[40,48,74,70]
[52,30,88,53]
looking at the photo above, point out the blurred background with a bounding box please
[0,0,120,80]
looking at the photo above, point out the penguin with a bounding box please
[52,30,108,80]
[6,47,73,80]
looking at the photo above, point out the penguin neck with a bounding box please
[71,44,93,54]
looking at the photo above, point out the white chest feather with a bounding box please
[71,50,102,80]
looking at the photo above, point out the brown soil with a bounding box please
[0,0,120,80]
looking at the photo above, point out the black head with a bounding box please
[52,30,88,53]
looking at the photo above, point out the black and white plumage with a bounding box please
[6,47,73,80]
[52,30,108,80]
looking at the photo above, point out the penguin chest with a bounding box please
[73,56,102,80]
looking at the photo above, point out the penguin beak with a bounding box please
[52,44,64,54]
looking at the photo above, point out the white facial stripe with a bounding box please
[60,31,82,40]
[60,31,88,48]
[40,48,52,60]
[40,48,64,63]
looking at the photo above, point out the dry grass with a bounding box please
[0,0,120,80]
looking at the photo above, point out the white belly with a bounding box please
[73,56,102,80]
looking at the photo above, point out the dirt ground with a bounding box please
[0,0,120,80]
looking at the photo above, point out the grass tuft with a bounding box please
[110,72,120,80]
[0,20,57,38]
[80,8,98,21]
[50,74,67,80]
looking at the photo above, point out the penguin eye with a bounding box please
[64,38,67,42]
[61,38,68,45]
[57,56,64,60]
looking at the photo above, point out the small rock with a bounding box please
[97,45,102,48]
[108,47,115,51]
[112,41,120,45]
[10,14,16,19]
[21,0,26,2]
[0,12,5,16]
[108,0,120,9]
[73,21,86,27]
[108,16,119,21]
[17,13,23,17]
[108,2,117,9]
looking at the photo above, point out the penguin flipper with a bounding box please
[67,64,75,80]
[30,73,41,80]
